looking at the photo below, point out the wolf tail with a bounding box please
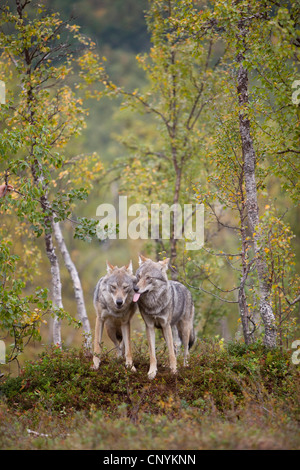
[176,325,196,349]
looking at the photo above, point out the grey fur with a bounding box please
[92,261,137,371]
[134,255,195,379]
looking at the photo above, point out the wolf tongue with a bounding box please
[133,293,140,302]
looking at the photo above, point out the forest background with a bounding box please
[0,0,299,369]
[0,0,299,451]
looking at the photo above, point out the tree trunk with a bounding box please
[44,224,64,347]
[238,180,256,345]
[236,47,277,348]
[31,158,64,347]
[52,221,92,351]
[170,169,181,280]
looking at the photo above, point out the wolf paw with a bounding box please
[92,356,100,370]
[148,369,157,380]
[126,363,136,372]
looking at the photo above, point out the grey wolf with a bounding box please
[133,255,195,379]
[93,261,137,371]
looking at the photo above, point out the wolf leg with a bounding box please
[181,327,190,367]
[146,324,157,380]
[119,339,125,357]
[106,323,123,357]
[93,314,104,370]
[177,319,193,366]
[121,322,136,372]
[162,324,177,374]
[172,325,181,356]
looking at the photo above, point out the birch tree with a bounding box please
[53,221,91,349]
[0,0,103,348]
[189,0,299,347]
[214,0,299,347]
[229,6,276,347]
[96,0,221,278]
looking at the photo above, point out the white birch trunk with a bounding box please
[32,165,64,347]
[236,44,277,348]
[52,221,92,351]
[44,228,63,347]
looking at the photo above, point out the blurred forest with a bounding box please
[0,0,299,374]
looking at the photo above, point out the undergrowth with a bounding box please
[0,339,299,449]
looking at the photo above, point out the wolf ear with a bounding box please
[159,258,169,271]
[125,260,133,274]
[138,254,148,266]
[106,261,115,274]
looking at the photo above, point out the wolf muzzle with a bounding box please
[116,299,124,308]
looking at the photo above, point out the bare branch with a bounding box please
[185,280,239,304]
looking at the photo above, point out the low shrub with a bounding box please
[0,339,299,450]
[0,340,298,420]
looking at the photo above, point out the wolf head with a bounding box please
[133,255,169,302]
[104,261,136,310]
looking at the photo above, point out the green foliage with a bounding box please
[0,0,106,354]
[0,2,102,230]
[0,231,82,362]
[98,0,221,211]
[256,206,300,346]
[1,340,298,416]
[0,340,299,449]
[0,236,51,362]
[177,0,299,344]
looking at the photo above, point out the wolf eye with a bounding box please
[110,284,116,291]
[123,284,129,290]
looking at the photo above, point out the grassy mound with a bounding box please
[0,340,299,449]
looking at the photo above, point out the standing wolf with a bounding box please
[133,255,195,379]
[93,261,137,371]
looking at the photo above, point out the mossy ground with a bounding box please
[0,339,299,450]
